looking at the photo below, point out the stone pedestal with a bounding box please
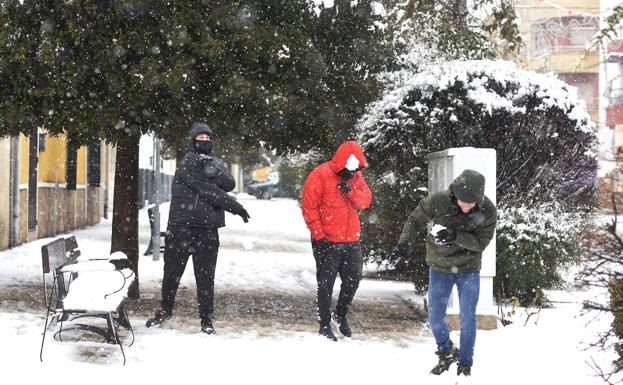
[427,147,497,330]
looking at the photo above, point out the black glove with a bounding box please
[109,258,134,271]
[338,169,355,180]
[203,158,222,179]
[434,228,456,245]
[338,179,351,193]
[204,164,218,179]
[237,208,251,223]
[388,242,410,268]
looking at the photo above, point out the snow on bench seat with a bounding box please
[61,255,135,313]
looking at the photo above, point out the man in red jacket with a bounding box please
[301,141,372,341]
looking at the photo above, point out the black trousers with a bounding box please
[312,240,363,327]
[161,225,219,322]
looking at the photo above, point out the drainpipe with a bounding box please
[152,136,161,261]
[9,136,20,247]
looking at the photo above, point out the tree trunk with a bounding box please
[451,0,467,31]
[111,136,140,299]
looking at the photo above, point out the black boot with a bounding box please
[430,345,459,375]
[319,325,338,341]
[331,312,352,337]
[201,319,216,335]
[145,309,172,327]
[457,363,471,376]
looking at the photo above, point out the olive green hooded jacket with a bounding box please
[398,170,497,273]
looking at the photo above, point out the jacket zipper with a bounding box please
[345,193,351,242]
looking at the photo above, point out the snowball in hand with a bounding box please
[346,154,360,171]
[430,224,447,244]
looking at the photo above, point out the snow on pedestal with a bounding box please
[428,147,497,330]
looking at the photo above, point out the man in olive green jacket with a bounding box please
[390,169,497,377]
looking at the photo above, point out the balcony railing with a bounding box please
[609,88,623,106]
[530,16,599,57]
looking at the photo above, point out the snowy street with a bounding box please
[0,196,616,384]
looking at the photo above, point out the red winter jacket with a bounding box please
[301,141,372,243]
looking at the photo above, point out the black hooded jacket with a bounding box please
[167,124,243,228]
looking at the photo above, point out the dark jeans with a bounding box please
[312,239,363,327]
[428,267,480,367]
[161,225,220,322]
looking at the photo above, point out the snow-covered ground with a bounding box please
[0,195,617,384]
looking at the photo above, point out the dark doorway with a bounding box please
[28,128,38,232]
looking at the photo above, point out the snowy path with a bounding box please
[0,196,617,384]
[0,284,427,340]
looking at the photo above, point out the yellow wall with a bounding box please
[19,134,28,186]
[18,130,89,186]
[531,51,600,73]
[37,132,66,183]
[77,146,86,185]
[0,137,10,250]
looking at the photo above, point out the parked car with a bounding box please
[247,179,289,200]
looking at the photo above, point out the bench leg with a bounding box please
[40,307,53,362]
[108,313,126,365]
[115,306,135,347]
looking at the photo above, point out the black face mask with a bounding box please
[338,168,355,179]
[194,140,212,155]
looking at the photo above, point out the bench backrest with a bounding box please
[42,238,67,274]
[64,235,81,263]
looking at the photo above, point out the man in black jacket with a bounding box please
[146,122,250,334]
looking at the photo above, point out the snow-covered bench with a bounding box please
[40,236,135,365]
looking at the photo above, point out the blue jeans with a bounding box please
[427,268,480,367]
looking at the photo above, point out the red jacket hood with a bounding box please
[329,141,368,173]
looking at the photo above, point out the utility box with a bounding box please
[427,147,497,330]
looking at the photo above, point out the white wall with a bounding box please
[138,134,176,175]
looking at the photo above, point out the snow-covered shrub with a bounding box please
[496,205,591,304]
[357,59,597,294]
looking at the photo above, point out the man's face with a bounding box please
[195,133,211,141]
[457,199,476,214]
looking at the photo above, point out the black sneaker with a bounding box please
[457,363,471,376]
[145,309,172,327]
[430,345,459,375]
[331,312,352,337]
[201,319,216,335]
[319,325,338,341]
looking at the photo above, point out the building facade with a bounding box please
[514,0,601,122]
[0,130,112,251]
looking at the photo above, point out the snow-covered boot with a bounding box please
[430,345,459,375]
[319,325,338,341]
[457,363,471,376]
[145,309,172,327]
[331,312,352,337]
[201,319,216,335]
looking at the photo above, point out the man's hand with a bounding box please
[434,228,456,245]
[338,179,351,193]
[388,242,410,268]
[237,208,251,223]
[314,237,331,250]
